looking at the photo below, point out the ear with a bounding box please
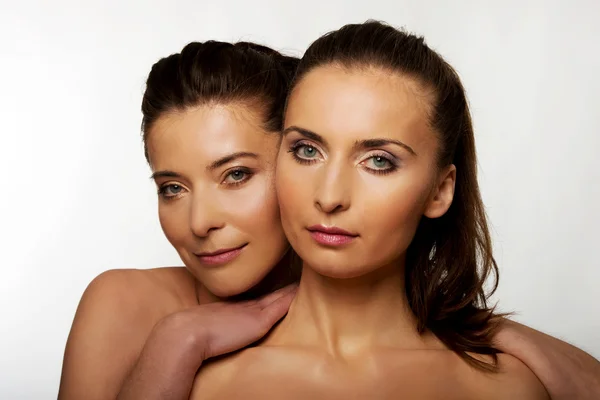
[424,164,456,219]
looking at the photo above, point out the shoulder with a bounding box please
[468,353,550,400]
[81,267,195,312]
[68,267,197,345]
[58,267,196,399]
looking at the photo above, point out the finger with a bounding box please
[238,299,259,308]
[258,289,296,329]
[229,284,296,310]
[256,284,298,309]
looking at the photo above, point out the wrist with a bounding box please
[149,313,209,367]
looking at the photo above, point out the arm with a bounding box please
[494,318,600,400]
[116,284,298,400]
[116,314,206,400]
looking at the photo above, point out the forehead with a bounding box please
[285,65,435,146]
[147,103,278,169]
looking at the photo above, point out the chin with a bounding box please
[318,269,365,280]
[301,253,372,280]
[203,278,259,299]
[207,283,244,298]
[193,265,270,299]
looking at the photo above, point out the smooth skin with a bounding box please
[58,80,600,400]
[58,104,297,400]
[495,319,600,400]
[186,66,549,399]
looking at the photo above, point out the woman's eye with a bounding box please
[292,144,322,162]
[361,155,397,174]
[223,169,251,185]
[298,145,317,158]
[159,184,183,198]
[368,156,391,169]
[230,170,246,181]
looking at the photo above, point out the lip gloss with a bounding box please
[309,231,356,246]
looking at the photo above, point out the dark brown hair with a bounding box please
[141,40,299,161]
[289,20,502,370]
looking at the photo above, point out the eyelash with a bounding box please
[362,152,399,175]
[157,184,183,201]
[288,140,320,165]
[157,168,252,201]
[288,141,399,175]
[222,168,253,187]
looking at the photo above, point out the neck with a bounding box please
[269,259,435,356]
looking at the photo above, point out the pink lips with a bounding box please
[195,244,247,265]
[307,225,358,247]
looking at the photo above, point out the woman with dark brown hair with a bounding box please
[58,41,302,400]
[59,22,599,400]
[185,21,597,399]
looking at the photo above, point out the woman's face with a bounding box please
[276,65,456,279]
[147,103,288,297]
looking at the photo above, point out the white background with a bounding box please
[1,0,599,397]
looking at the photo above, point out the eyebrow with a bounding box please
[357,138,416,156]
[150,151,259,180]
[150,170,181,180]
[283,126,327,146]
[207,151,259,170]
[283,126,416,155]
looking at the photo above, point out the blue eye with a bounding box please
[158,184,184,199]
[370,156,391,169]
[299,145,317,158]
[289,141,322,164]
[223,168,252,186]
[360,153,398,175]
[229,170,246,181]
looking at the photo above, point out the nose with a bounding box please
[189,193,225,237]
[314,161,351,214]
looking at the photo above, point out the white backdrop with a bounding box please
[1,0,599,397]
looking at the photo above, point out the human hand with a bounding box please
[118,284,298,400]
[494,318,600,400]
[158,283,298,360]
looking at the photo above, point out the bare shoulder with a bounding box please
[75,267,196,323]
[58,267,197,400]
[467,353,550,400]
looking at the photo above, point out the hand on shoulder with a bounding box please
[494,318,600,400]
[484,354,551,400]
[118,282,298,400]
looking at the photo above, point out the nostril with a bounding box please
[315,200,347,214]
[190,221,223,238]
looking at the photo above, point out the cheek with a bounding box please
[228,174,286,240]
[158,200,190,248]
[360,175,432,253]
[275,158,307,231]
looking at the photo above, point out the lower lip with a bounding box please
[196,245,246,265]
[309,231,356,246]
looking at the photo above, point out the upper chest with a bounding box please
[189,350,483,400]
